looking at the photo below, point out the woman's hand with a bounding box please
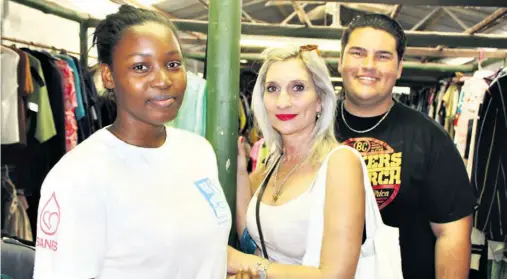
[237,136,249,176]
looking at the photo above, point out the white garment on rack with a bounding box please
[1,46,20,144]
[454,72,492,160]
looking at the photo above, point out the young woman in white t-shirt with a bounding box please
[33,5,231,279]
[228,45,367,278]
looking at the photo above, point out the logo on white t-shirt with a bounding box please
[194,178,230,225]
[36,192,60,252]
[40,192,61,235]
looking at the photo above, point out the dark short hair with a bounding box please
[92,5,180,66]
[341,13,407,62]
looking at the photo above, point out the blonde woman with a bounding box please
[228,45,368,279]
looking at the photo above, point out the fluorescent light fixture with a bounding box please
[240,35,341,52]
[240,59,248,64]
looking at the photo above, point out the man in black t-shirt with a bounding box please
[335,14,477,279]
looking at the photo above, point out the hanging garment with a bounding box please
[249,139,264,172]
[442,83,460,138]
[165,71,207,137]
[472,72,507,243]
[55,59,79,152]
[454,72,491,159]
[487,241,507,279]
[23,49,67,160]
[81,65,103,132]
[1,46,21,144]
[7,46,34,146]
[70,56,94,141]
[24,53,57,143]
[57,55,85,120]
[2,171,33,242]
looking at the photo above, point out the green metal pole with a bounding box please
[206,0,241,244]
[79,22,88,69]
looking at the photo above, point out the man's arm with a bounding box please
[430,215,472,279]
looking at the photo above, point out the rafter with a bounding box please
[411,7,443,31]
[171,19,507,48]
[120,0,205,40]
[443,7,468,30]
[266,0,506,7]
[423,8,507,61]
[242,10,257,23]
[195,0,260,23]
[281,3,307,25]
[291,0,312,27]
[465,8,507,34]
[390,5,402,19]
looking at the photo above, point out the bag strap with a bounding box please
[320,146,384,238]
[255,154,283,259]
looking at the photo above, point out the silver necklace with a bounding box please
[272,153,308,202]
[341,101,394,134]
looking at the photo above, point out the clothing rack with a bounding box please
[1,36,97,59]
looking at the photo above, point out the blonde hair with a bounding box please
[251,45,338,171]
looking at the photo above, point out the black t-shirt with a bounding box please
[335,100,477,279]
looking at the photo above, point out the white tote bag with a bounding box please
[302,145,404,279]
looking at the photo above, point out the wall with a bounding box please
[2,1,205,73]
[2,1,99,65]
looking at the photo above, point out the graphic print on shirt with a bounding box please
[194,178,230,225]
[36,192,60,251]
[344,137,402,210]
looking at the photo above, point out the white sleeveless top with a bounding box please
[245,145,374,267]
[246,182,313,264]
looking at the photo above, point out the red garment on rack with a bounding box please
[55,59,78,152]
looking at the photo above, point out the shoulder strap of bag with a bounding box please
[321,146,383,239]
[255,154,283,259]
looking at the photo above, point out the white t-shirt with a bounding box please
[1,46,20,144]
[33,126,232,279]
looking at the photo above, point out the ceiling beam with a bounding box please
[465,8,507,35]
[424,8,507,61]
[406,47,507,58]
[390,5,403,19]
[291,1,312,27]
[186,51,478,72]
[196,0,259,23]
[171,19,507,48]
[443,7,469,30]
[120,0,206,40]
[267,0,507,7]
[281,3,307,25]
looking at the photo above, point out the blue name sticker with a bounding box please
[194,178,230,225]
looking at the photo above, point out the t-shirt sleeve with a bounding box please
[33,162,106,279]
[424,131,478,223]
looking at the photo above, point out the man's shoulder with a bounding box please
[393,102,449,138]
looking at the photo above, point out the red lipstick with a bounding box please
[276,114,297,121]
